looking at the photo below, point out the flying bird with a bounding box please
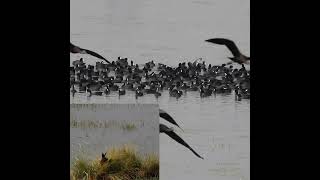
[160,123,204,159]
[70,42,110,64]
[205,38,250,64]
[159,109,183,131]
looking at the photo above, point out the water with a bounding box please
[71,0,250,179]
[71,0,250,67]
[70,92,250,180]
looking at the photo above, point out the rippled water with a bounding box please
[71,0,250,179]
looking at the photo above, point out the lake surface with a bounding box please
[71,0,250,67]
[71,0,250,179]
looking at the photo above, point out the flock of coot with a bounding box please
[70,57,250,101]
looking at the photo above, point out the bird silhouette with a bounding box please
[159,109,183,131]
[205,38,250,64]
[70,42,110,64]
[160,123,204,159]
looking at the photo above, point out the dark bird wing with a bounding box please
[70,42,82,53]
[70,42,110,64]
[205,38,241,58]
[82,49,111,64]
[159,109,183,131]
[160,124,204,159]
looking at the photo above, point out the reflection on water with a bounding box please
[71,0,249,179]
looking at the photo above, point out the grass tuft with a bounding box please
[71,145,159,180]
[120,123,137,131]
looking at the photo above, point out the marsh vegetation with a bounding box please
[71,145,159,180]
[70,119,137,131]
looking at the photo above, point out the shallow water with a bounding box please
[71,0,250,67]
[71,0,250,179]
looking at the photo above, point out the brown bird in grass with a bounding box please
[100,153,108,165]
[70,42,110,64]
[160,123,204,159]
[205,38,250,64]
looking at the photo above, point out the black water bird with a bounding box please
[86,88,103,96]
[71,84,77,97]
[104,87,110,95]
[159,109,183,131]
[109,84,119,91]
[235,87,242,101]
[169,87,183,99]
[154,91,161,99]
[160,124,204,159]
[205,38,250,64]
[70,42,110,64]
[118,88,126,96]
[86,88,92,97]
[135,89,143,98]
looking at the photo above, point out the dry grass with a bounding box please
[71,145,159,180]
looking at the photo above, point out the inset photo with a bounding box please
[70,104,159,180]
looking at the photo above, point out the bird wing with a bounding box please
[159,109,182,129]
[160,124,204,159]
[70,43,82,53]
[205,38,241,57]
[82,49,111,64]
